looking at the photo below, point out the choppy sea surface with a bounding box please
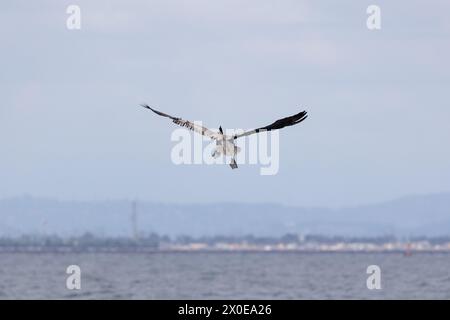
[0,252,449,299]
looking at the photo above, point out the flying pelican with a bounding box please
[140,104,307,169]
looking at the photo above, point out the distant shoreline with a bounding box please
[1,247,450,254]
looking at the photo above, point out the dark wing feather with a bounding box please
[140,104,223,140]
[257,110,308,131]
[234,110,307,139]
[140,104,180,120]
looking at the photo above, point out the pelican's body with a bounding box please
[212,138,240,166]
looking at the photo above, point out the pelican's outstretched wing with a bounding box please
[234,110,307,139]
[141,104,223,140]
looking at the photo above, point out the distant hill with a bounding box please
[0,193,450,237]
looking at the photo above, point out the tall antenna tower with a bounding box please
[131,200,139,241]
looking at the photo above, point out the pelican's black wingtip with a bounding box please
[140,103,151,110]
[293,109,308,124]
[302,110,308,118]
[298,109,308,121]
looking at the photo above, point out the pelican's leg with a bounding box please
[229,145,238,169]
[229,158,238,169]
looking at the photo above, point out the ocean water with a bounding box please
[0,252,449,299]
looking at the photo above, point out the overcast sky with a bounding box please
[1,1,450,207]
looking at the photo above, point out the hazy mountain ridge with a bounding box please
[0,193,449,237]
